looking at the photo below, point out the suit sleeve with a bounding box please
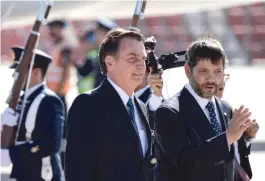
[155,106,232,171]
[65,94,102,181]
[9,96,65,161]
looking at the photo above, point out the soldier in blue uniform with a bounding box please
[1,46,65,181]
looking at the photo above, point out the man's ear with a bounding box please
[105,56,114,71]
[184,63,191,79]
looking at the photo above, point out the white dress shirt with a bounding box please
[185,83,221,127]
[107,77,148,156]
[135,85,163,111]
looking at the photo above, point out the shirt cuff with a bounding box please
[148,94,163,111]
[244,136,254,148]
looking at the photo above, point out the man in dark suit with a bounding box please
[154,37,255,181]
[217,73,259,180]
[1,46,65,181]
[65,28,156,181]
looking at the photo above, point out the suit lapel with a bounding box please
[180,88,217,140]
[100,80,147,158]
[134,98,151,158]
[101,80,136,134]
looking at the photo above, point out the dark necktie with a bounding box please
[127,98,143,158]
[206,101,222,135]
[127,98,139,135]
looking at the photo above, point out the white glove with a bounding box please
[1,149,12,166]
[1,107,19,131]
[42,157,53,181]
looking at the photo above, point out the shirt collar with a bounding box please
[135,85,150,98]
[107,77,134,106]
[185,83,216,110]
[24,82,45,99]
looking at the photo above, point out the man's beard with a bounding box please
[190,75,219,99]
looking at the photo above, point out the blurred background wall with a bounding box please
[1,1,265,65]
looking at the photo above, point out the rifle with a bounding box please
[129,0,147,31]
[1,0,54,148]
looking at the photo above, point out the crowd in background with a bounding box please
[1,1,265,66]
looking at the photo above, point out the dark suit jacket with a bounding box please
[236,137,252,180]
[9,84,65,181]
[65,79,154,181]
[154,87,235,181]
[222,101,252,179]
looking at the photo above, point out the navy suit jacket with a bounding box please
[154,87,235,181]
[9,84,65,181]
[222,101,253,179]
[237,137,252,179]
[65,79,154,181]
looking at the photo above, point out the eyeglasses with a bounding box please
[224,73,230,82]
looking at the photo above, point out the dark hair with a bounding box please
[186,36,227,70]
[98,28,145,74]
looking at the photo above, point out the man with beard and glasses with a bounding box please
[217,73,259,181]
[154,37,256,181]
